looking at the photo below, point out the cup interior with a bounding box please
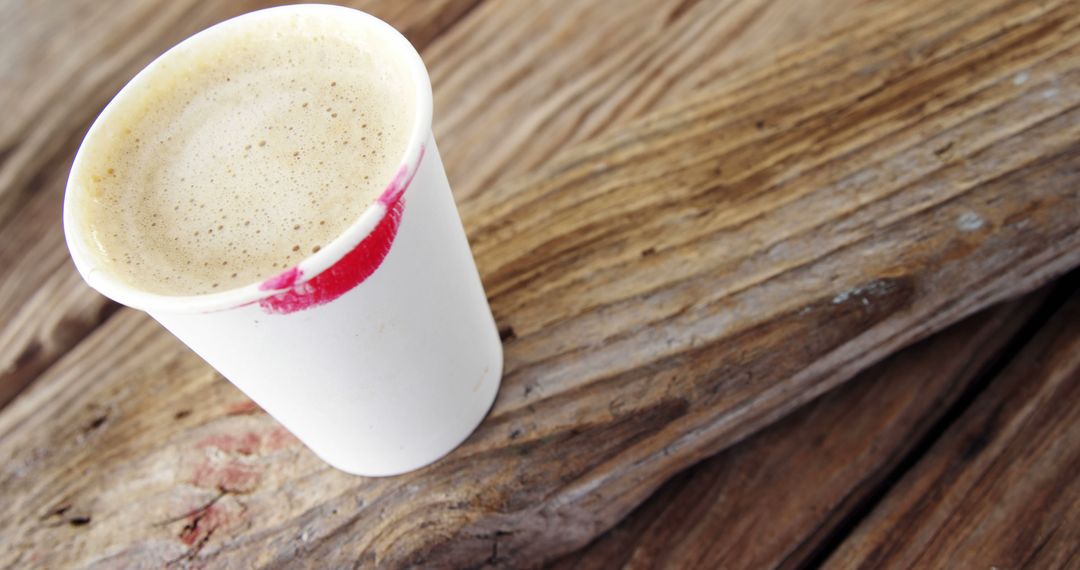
[63,4,433,314]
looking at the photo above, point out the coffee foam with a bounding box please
[71,11,416,296]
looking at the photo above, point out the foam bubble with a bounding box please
[73,11,416,296]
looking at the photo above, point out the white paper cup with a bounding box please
[62,5,502,477]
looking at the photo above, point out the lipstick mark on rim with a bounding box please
[259,266,302,291]
[257,145,425,314]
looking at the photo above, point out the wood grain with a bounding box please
[0,0,877,409]
[428,0,880,200]
[825,291,1080,569]
[1,0,1078,567]
[549,292,1045,569]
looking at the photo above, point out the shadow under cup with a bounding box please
[62,4,503,477]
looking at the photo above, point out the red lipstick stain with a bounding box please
[179,502,229,546]
[190,457,260,493]
[197,432,262,455]
[266,426,301,450]
[258,145,425,314]
[259,266,302,291]
[225,400,263,416]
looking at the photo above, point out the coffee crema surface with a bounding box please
[70,12,416,295]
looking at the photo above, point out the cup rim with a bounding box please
[63,4,434,315]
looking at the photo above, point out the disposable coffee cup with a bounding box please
[63,5,503,476]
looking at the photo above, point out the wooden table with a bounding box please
[1,0,1077,567]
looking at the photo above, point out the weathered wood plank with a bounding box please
[0,0,481,408]
[0,0,876,409]
[429,0,881,199]
[825,291,1080,569]
[0,0,1078,567]
[549,292,1045,569]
